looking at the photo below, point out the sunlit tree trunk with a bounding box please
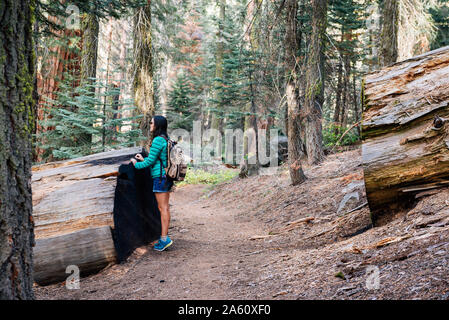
[0,0,35,299]
[379,0,399,66]
[80,12,99,147]
[133,0,155,146]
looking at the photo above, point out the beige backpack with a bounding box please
[158,136,187,181]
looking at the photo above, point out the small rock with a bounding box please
[342,181,365,193]
[337,192,360,215]
[179,229,189,233]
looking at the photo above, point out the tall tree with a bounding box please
[285,0,307,185]
[0,0,35,299]
[133,0,155,146]
[304,0,327,165]
[79,12,100,147]
[379,0,399,66]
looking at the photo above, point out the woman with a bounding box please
[130,115,174,252]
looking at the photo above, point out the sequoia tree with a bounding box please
[0,0,36,299]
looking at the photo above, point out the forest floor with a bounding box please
[34,148,449,300]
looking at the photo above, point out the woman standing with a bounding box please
[130,115,174,251]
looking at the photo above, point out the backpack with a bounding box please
[157,135,187,181]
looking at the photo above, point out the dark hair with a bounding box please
[152,115,168,138]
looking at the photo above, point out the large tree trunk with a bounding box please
[304,0,327,165]
[133,0,155,146]
[285,0,307,185]
[79,12,99,148]
[31,147,143,285]
[362,45,449,225]
[0,0,35,300]
[379,0,399,67]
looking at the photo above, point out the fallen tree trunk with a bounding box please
[361,45,449,225]
[32,147,143,285]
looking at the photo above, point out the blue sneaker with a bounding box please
[154,236,173,251]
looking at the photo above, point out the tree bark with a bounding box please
[0,0,35,300]
[285,0,307,185]
[362,45,449,225]
[80,13,99,86]
[379,0,399,67]
[304,0,327,165]
[133,0,155,146]
[80,12,99,147]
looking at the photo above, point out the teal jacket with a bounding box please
[134,136,168,178]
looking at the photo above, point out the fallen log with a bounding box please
[31,147,149,285]
[361,45,449,224]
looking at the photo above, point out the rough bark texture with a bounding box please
[362,45,449,225]
[133,0,154,146]
[80,13,99,85]
[79,13,99,147]
[0,0,35,300]
[285,0,306,185]
[304,0,327,165]
[379,0,399,67]
[31,147,143,285]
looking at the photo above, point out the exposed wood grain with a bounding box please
[31,147,144,285]
[32,147,143,239]
[33,227,117,285]
[362,46,449,223]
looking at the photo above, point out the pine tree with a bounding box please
[167,72,197,131]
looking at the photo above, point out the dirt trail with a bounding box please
[35,150,449,300]
[35,184,271,300]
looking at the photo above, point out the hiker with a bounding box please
[130,115,174,252]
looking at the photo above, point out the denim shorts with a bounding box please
[153,176,174,193]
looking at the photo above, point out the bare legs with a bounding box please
[155,192,170,237]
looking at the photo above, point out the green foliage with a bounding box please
[323,123,359,148]
[430,1,449,50]
[176,168,239,187]
[35,0,147,36]
[208,3,256,129]
[167,72,198,131]
[35,73,144,162]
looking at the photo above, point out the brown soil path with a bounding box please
[35,184,271,300]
